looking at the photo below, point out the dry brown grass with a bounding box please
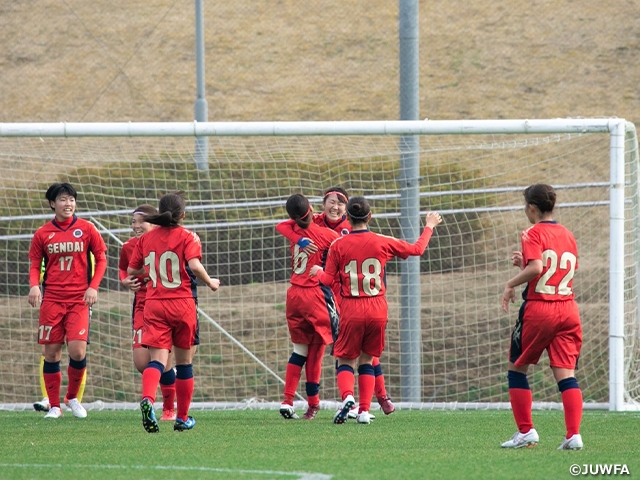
[0,1,638,124]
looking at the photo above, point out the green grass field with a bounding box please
[1,409,638,480]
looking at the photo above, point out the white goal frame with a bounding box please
[1,118,638,412]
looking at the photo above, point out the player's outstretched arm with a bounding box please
[276,220,318,254]
[188,257,220,292]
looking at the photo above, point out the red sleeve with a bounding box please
[28,230,44,287]
[275,219,302,243]
[390,226,434,259]
[521,227,542,266]
[29,258,41,288]
[118,243,131,282]
[183,230,202,262]
[89,223,108,255]
[129,238,144,270]
[316,268,335,287]
[89,251,107,290]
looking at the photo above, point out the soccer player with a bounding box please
[33,258,87,412]
[128,192,220,433]
[277,186,396,417]
[311,196,442,424]
[27,182,108,419]
[119,204,176,421]
[500,184,583,450]
[276,194,340,420]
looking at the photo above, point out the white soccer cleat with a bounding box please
[279,403,299,420]
[333,395,355,424]
[44,406,63,419]
[501,428,539,448]
[558,434,583,450]
[67,398,87,418]
[33,397,50,412]
[348,407,375,420]
[356,411,372,425]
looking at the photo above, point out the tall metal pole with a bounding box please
[398,0,421,402]
[194,0,209,171]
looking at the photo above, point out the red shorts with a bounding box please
[333,296,388,359]
[286,285,336,345]
[509,299,582,369]
[38,299,91,344]
[143,297,198,351]
[131,300,145,349]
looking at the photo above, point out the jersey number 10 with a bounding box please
[144,251,181,289]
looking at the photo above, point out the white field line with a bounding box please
[0,464,333,480]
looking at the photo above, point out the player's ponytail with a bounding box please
[145,192,186,227]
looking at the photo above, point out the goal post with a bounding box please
[0,118,638,412]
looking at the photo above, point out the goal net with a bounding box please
[0,119,638,411]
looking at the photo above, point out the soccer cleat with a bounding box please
[377,395,396,415]
[333,395,355,425]
[33,397,50,412]
[140,398,159,433]
[348,407,375,420]
[501,428,539,448]
[160,409,177,421]
[357,411,372,425]
[558,434,583,450]
[44,406,63,419]
[66,398,87,418]
[173,416,196,431]
[302,404,321,420]
[279,403,299,420]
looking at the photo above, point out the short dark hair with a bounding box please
[145,191,186,227]
[286,193,312,228]
[45,183,77,210]
[346,196,371,223]
[523,184,556,213]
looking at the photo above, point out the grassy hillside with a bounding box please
[0,1,638,124]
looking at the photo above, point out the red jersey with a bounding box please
[129,226,202,300]
[319,226,434,298]
[278,220,339,287]
[28,216,107,300]
[276,212,351,245]
[314,212,351,236]
[119,236,151,305]
[521,221,578,302]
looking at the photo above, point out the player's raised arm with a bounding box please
[276,217,318,254]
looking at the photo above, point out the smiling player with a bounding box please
[27,183,107,419]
